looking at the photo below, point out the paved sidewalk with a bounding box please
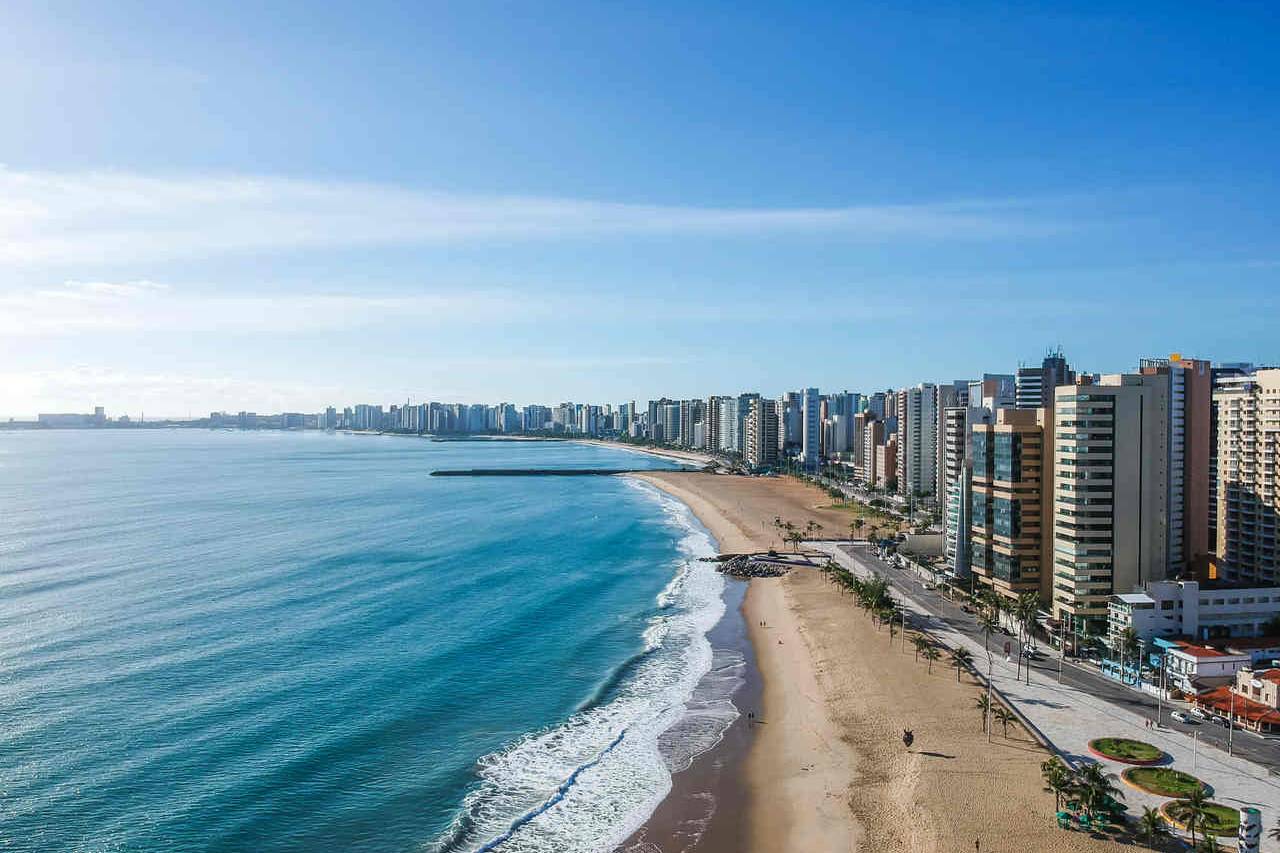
[815,542,1280,853]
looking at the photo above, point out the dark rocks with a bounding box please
[714,554,790,578]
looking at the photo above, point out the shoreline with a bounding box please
[573,438,715,468]
[629,472,1126,853]
[628,472,859,853]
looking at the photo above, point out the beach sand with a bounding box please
[633,472,1125,853]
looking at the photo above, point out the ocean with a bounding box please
[0,431,740,852]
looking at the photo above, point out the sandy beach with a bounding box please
[575,439,715,468]
[633,471,1125,853]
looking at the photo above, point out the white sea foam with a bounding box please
[429,479,737,853]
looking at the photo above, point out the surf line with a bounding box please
[474,728,629,852]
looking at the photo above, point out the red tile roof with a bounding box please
[1173,644,1232,659]
[1195,686,1280,724]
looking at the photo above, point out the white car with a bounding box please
[1189,706,1208,719]
[1171,711,1196,724]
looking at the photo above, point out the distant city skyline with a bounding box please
[3,3,1279,417]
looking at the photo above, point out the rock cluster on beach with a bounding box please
[705,554,790,578]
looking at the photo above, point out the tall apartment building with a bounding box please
[969,408,1054,604]
[1139,355,1213,575]
[1016,349,1076,409]
[866,392,887,419]
[935,381,972,503]
[876,437,898,491]
[1051,374,1171,634]
[942,397,1001,578]
[1215,368,1280,586]
[744,398,780,471]
[657,402,681,444]
[801,387,821,471]
[1210,364,1258,553]
[705,396,727,452]
[896,383,937,499]
[778,392,803,451]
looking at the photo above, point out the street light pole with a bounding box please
[1228,688,1235,757]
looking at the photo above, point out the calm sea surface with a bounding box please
[0,431,735,852]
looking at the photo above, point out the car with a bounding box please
[1171,711,1197,724]
[1021,648,1044,660]
[1211,715,1229,726]
[961,604,974,614]
[1189,706,1207,719]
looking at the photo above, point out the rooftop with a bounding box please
[1170,644,1239,659]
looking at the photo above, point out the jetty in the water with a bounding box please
[430,468,693,477]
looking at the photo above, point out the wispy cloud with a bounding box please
[0,169,1071,266]
[0,279,541,335]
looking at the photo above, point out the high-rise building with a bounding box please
[705,396,726,452]
[896,384,937,499]
[876,437,898,491]
[1139,355,1213,576]
[1209,364,1257,554]
[801,387,820,471]
[969,408,1054,605]
[778,392,802,451]
[1215,368,1280,586]
[1016,349,1075,410]
[657,401,681,445]
[1051,374,1171,634]
[744,398,780,470]
[935,381,972,502]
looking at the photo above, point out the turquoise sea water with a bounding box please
[0,431,734,852]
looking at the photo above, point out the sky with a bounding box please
[2,1,1279,417]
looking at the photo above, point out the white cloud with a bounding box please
[0,280,540,335]
[0,169,1068,266]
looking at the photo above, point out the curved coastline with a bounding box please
[433,476,734,853]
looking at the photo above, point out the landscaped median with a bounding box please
[1120,767,1211,798]
[1087,737,1165,765]
[1159,800,1241,838]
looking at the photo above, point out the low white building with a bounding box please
[1165,643,1252,694]
[1107,579,1280,646]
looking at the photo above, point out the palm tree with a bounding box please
[950,647,974,682]
[1138,805,1169,848]
[912,634,930,662]
[850,518,865,540]
[922,645,940,674]
[1075,763,1124,820]
[992,706,1015,737]
[1198,835,1220,853]
[1181,787,1211,849]
[1118,626,1143,685]
[1041,758,1073,811]
[1269,815,1280,843]
[977,612,998,655]
[973,694,993,731]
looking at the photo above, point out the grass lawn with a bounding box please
[1123,767,1208,797]
[1164,801,1240,837]
[824,501,904,529]
[1089,737,1164,763]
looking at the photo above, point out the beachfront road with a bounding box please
[828,542,1280,775]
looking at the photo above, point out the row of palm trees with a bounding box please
[770,517,825,552]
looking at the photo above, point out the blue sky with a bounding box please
[2,2,1278,416]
